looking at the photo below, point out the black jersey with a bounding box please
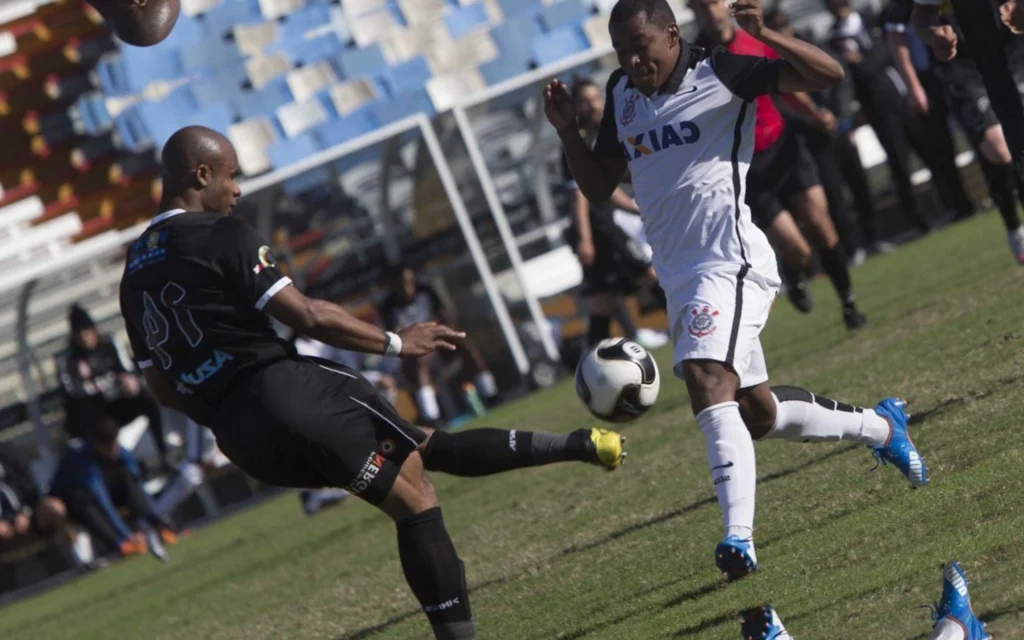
[118,209,294,424]
[379,284,441,331]
[886,0,1013,62]
[560,128,624,239]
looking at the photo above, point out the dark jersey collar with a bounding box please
[624,40,695,96]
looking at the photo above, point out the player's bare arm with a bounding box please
[265,284,464,357]
[731,0,844,92]
[545,80,627,203]
[609,187,641,214]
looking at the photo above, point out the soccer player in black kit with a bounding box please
[118,126,625,640]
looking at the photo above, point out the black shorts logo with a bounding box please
[346,453,385,495]
[379,439,396,456]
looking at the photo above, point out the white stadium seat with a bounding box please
[0,196,45,241]
[276,99,329,138]
[229,117,278,176]
[286,61,338,104]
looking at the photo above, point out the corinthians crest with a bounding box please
[688,304,720,338]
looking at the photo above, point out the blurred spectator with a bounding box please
[0,443,71,547]
[824,0,973,229]
[56,304,170,472]
[49,414,174,563]
[562,76,669,350]
[379,265,498,426]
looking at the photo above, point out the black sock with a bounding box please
[981,160,1022,232]
[819,244,855,307]
[421,429,589,476]
[780,260,805,288]
[587,315,611,347]
[613,299,638,340]
[395,508,475,640]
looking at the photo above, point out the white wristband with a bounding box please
[384,331,403,356]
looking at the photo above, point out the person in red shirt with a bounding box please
[693,0,866,330]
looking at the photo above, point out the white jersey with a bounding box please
[592,43,780,287]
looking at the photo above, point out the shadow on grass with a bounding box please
[902,603,1024,640]
[561,444,859,558]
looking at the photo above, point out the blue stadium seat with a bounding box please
[373,88,433,125]
[113,108,152,152]
[387,0,407,27]
[280,5,332,35]
[490,13,543,61]
[478,55,531,86]
[189,75,237,110]
[497,0,543,19]
[267,132,323,169]
[179,35,245,74]
[75,93,113,137]
[96,56,132,96]
[137,87,200,149]
[335,43,389,79]
[538,0,592,31]
[381,57,432,96]
[444,3,489,39]
[201,0,262,38]
[276,32,344,66]
[281,166,332,197]
[313,105,378,148]
[232,77,292,119]
[531,25,591,66]
[188,102,235,138]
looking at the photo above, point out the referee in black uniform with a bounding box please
[118,126,625,640]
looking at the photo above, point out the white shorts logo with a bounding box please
[688,305,720,338]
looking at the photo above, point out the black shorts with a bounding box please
[566,223,651,295]
[938,44,1024,146]
[746,129,821,229]
[211,356,426,505]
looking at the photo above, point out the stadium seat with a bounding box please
[232,76,292,119]
[112,108,152,152]
[478,55,529,86]
[426,69,485,111]
[179,34,246,74]
[381,56,432,96]
[313,105,378,147]
[279,5,333,38]
[531,25,590,66]
[233,21,280,57]
[497,0,543,20]
[335,42,388,79]
[229,117,277,176]
[489,13,542,63]
[201,0,263,38]
[277,32,345,67]
[277,99,329,138]
[187,102,234,140]
[245,51,292,90]
[286,61,338,103]
[538,0,591,32]
[0,196,44,241]
[267,132,322,169]
[582,13,611,49]
[136,87,200,149]
[281,165,331,197]
[72,93,113,137]
[258,0,305,20]
[373,88,433,124]
[348,8,398,48]
[444,3,490,39]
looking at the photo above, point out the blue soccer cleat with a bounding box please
[872,398,929,486]
[930,562,991,640]
[740,605,791,640]
[716,534,758,581]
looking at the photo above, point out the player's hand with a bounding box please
[907,84,929,114]
[577,239,596,266]
[544,80,578,132]
[731,0,764,38]
[397,322,466,357]
[929,25,957,61]
[813,108,837,133]
[13,512,30,535]
[1001,0,1024,34]
[120,373,141,396]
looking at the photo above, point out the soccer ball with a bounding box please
[575,338,660,422]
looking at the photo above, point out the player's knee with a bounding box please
[0,521,13,540]
[981,127,1011,164]
[681,360,738,413]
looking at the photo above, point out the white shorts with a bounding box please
[667,269,779,389]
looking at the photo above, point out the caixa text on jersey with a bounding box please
[620,121,701,159]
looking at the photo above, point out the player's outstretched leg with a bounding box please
[743,385,929,487]
[379,451,476,640]
[740,605,793,640]
[928,562,991,640]
[420,427,626,475]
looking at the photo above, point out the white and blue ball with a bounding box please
[575,338,660,422]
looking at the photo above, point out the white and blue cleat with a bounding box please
[740,605,792,640]
[930,562,991,640]
[872,398,929,486]
[716,534,758,581]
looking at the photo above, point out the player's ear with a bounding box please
[195,163,211,188]
[667,22,680,47]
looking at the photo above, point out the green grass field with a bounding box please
[2,214,1023,639]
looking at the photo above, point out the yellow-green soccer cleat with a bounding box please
[586,428,627,470]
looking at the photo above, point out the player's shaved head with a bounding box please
[90,0,181,47]
[159,126,242,215]
[610,0,677,28]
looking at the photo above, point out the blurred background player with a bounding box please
[0,443,72,552]
[692,0,867,329]
[742,562,991,640]
[49,414,175,563]
[379,264,499,426]
[824,0,974,227]
[151,415,220,525]
[891,0,1024,263]
[563,76,669,349]
[56,304,171,473]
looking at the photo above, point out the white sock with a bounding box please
[415,386,441,421]
[763,388,889,447]
[696,402,757,542]
[154,462,204,517]
[772,609,794,640]
[930,618,967,640]
[474,371,498,398]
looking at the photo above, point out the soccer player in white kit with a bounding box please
[547,0,930,582]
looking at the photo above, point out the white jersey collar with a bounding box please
[148,209,187,227]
